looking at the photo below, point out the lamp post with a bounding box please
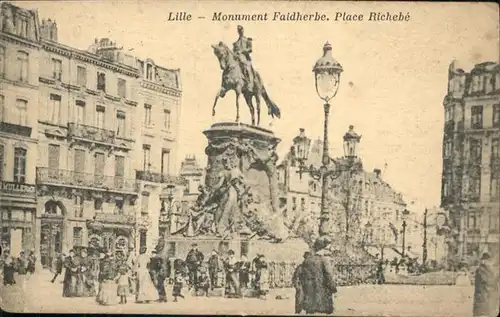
[402,220,407,257]
[312,42,343,237]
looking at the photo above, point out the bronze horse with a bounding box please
[211,42,281,126]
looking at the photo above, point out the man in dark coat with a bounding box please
[185,243,204,290]
[208,250,220,290]
[149,250,167,302]
[299,237,337,315]
[473,252,500,317]
[51,253,64,283]
[292,251,311,314]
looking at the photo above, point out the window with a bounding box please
[300,198,306,212]
[496,72,500,90]
[74,195,83,218]
[52,59,62,81]
[469,167,481,199]
[77,66,87,87]
[15,99,28,126]
[141,192,150,215]
[114,155,124,188]
[75,100,85,124]
[117,79,126,98]
[116,111,126,137]
[493,104,500,128]
[144,104,152,125]
[0,95,4,122]
[143,145,151,171]
[0,46,5,77]
[72,227,83,247]
[97,72,106,92]
[489,212,499,232]
[443,176,452,198]
[467,212,477,229]
[94,198,103,211]
[0,144,4,180]
[161,149,170,176]
[491,170,500,201]
[445,107,454,122]
[48,144,60,178]
[13,147,27,183]
[74,149,85,182]
[163,109,171,130]
[94,152,105,184]
[444,139,453,157]
[470,139,482,162]
[115,198,124,213]
[471,106,483,129]
[17,51,29,83]
[18,17,28,37]
[146,63,153,80]
[139,230,147,250]
[492,139,500,163]
[96,105,105,129]
[292,196,297,211]
[49,94,61,124]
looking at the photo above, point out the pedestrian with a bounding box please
[185,243,204,290]
[224,250,241,298]
[299,236,337,315]
[292,251,311,314]
[473,252,500,317]
[149,250,167,302]
[16,250,28,290]
[27,250,36,277]
[239,254,251,289]
[97,251,119,306]
[51,253,63,283]
[2,250,16,286]
[255,254,269,299]
[172,267,185,302]
[116,266,129,304]
[198,265,210,296]
[126,247,136,295]
[208,249,220,290]
[135,247,157,303]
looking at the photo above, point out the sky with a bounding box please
[14,1,499,210]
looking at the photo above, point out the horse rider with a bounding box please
[233,25,254,90]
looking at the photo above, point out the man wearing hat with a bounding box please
[292,251,311,314]
[233,25,254,90]
[473,251,499,317]
[224,249,241,298]
[149,250,167,302]
[185,243,204,290]
[298,237,337,314]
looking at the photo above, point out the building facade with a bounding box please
[441,60,500,266]
[0,2,183,267]
[0,2,40,257]
[277,128,409,259]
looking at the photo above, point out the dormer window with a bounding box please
[146,63,154,80]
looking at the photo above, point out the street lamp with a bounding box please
[313,42,343,237]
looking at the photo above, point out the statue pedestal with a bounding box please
[203,122,288,241]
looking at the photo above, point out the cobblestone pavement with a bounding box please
[1,270,474,316]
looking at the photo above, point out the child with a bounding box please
[116,266,129,304]
[198,266,210,297]
[172,268,185,302]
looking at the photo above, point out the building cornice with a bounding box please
[140,80,182,97]
[41,40,140,78]
[0,32,41,49]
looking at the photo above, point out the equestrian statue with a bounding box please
[212,25,281,126]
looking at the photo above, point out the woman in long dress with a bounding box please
[96,252,119,306]
[135,247,157,303]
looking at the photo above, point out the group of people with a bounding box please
[1,249,37,287]
[182,243,270,298]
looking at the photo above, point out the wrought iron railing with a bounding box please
[37,167,137,192]
[136,170,186,185]
[68,122,115,144]
[0,121,32,137]
[266,261,377,288]
[93,212,135,225]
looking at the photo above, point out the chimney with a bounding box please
[373,168,381,178]
[299,128,305,137]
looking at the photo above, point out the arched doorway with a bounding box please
[40,200,66,268]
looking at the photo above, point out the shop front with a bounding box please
[39,200,66,268]
[0,181,36,257]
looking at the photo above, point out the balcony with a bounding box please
[68,122,115,145]
[0,121,32,137]
[93,212,135,225]
[136,170,186,185]
[37,167,137,193]
[0,181,36,196]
